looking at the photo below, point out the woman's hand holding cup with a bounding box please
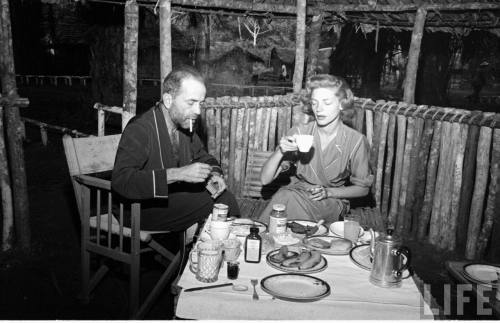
[278,135,299,154]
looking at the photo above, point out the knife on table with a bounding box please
[184,283,233,292]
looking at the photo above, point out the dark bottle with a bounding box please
[244,226,262,263]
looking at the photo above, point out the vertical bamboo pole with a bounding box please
[354,106,365,133]
[123,0,138,124]
[221,107,230,183]
[374,112,389,208]
[239,107,251,196]
[436,121,455,249]
[465,126,492,260]
[1,0,30,251]
[365,109,374,148]
[228,107,238,192]
[428,121,450,246]
[268,107,278,150]
[214,107,222,161]
[262,108,271,150]
[411,118,433,238]
[388,115,406,228]
[396,116,414,235]
[206,108,216,155]
[485,128,500,260]
[447,122,468,251]
[0,105,14,251]
[159,0,172,91]
[403,7,427,104]
[293,0,306,93]
[456,125,480,254]
[418,121,441,240]
[306,13,323,79]
[406,116,423,235]
[233,108,245,196]
[381,114,396,222]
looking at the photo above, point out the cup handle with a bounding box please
[189,250,198,272]
[394,246,412,279]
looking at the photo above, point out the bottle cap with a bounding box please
[272,203,286,212]
[250,226,259,234]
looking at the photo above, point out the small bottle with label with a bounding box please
[244,227,262,263]
[268,203,287,236]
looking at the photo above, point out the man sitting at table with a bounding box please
[112,66,240,231]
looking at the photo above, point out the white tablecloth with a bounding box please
[176,223,434,320]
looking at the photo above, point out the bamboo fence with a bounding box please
[202,94,500,260]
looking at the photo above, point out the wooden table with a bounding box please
[445,261,500,318]
[174,220,434,320]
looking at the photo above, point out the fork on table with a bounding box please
[251,279,259,300]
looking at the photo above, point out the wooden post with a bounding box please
[381,114,396,221]
[486,129,500,260]
[411,119,433,238]
[293,0,306,93]
[306,13,323,79]
[160,0,172,92]
[465,126,492,260]
[456,125,480,254]
[1,0,30,251]
[403,8,427,104]
[418,121,441,240]
[447,122,468,251]
[123,0,139,123]
[476,128,499,257]
[388,115,406,229]
[0,104,14,251]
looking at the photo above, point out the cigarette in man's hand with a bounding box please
[189,119,193,133]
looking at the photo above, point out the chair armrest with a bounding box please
[74,174,112,191]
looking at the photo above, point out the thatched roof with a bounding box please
[53,0,500,35]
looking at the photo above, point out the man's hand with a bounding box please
[207,173,227,199]
[177,162,212,183]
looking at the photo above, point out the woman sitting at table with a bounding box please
[258,74,373,225]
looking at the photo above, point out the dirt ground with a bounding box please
[0,85,498,319]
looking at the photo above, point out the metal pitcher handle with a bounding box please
[395,246,411,279]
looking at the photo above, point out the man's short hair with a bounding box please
[162,66,205,97]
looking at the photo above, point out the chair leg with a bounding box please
[134,251,181,319]
[129,254,140,318]
[78,246,91,303]
[149,239,176,261]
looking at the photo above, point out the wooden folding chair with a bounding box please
[63,134,185,319]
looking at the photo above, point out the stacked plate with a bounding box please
[462,263,500,287]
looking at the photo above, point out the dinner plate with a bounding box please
[302,235,353,255]
[230,218,267,237]
[266,248,328,274]
[463,264,500,286]
[349,244,372,270]
[287,219,328,236]
[260,273,331,302]
[329,221,365,239]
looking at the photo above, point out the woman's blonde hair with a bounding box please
[305,74,354,113]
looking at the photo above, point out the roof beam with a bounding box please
[169,0,320,15]
[321,2,500,12]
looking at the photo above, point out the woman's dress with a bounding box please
[258,121,373,224]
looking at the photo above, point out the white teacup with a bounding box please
[210,220,231,241]
[294,134,314,152]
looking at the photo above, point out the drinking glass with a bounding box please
[190,241,223,283]
[344,214,361,243]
